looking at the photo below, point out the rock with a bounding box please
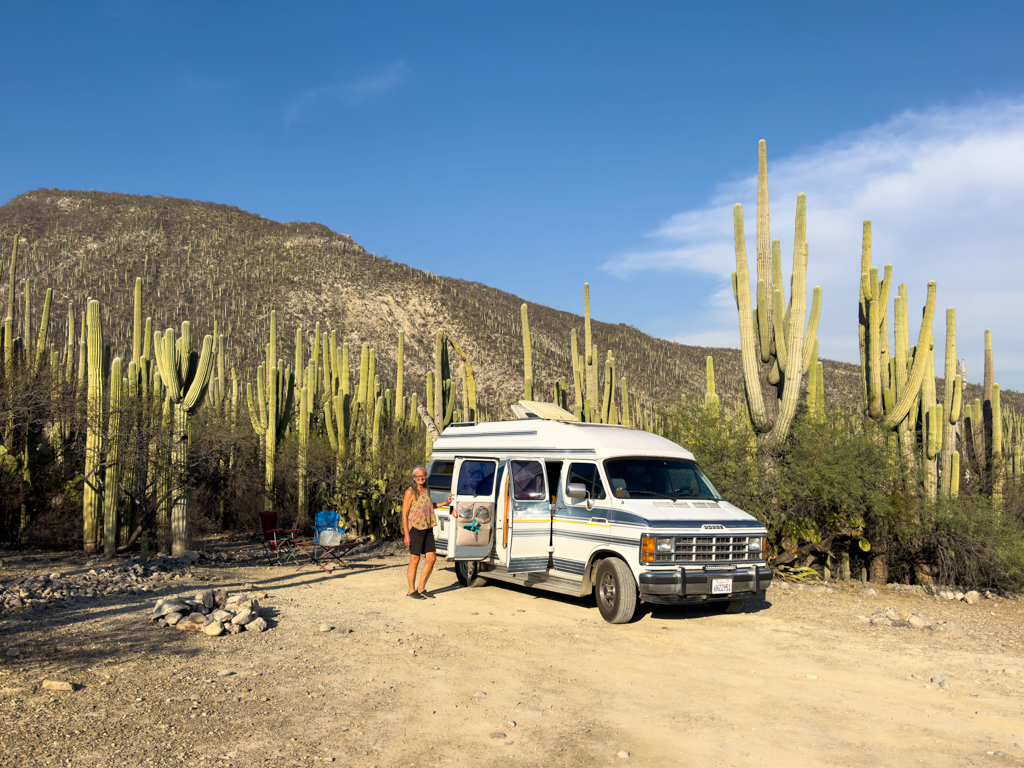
[505,720,516,728]
[897,609,912,620]
[930,674,946,684]
[953,591,965,601]
[473,691,487,698]
[908,614,930,628]
[939,590,956,600]
[213,590,228,608]
[617,751,630,759]
[176,622,203,633]
[42,680,74,692]
[319,624,333,633]
[165,612,184,626]
[890,619,912,628]
[201,590,215,610]
[225,622,242,635]
[929,622,965,639]
[773,581,789,590]
[152,598,190,619]
[5,648,19,657]
[203,621,225,637]
[231,608,253,626]
[939,679,953,691]
[212,609,232,623]
[859,588,877,597]
[217,670,234,677]
[883,608,897,620]
[187,612,207,624]
[490,732,506,739]
[246,617,268,632]
[256,591,268,599]
[182,551,200,564]
[964,590,981,605]
[869,617,891,626]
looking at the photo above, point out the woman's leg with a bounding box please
[407,554,420,594]
[418,552,436,592]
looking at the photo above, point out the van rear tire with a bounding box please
[594,558,638,624]
[455,561,486,587]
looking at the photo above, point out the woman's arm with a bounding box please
[401,488,414,546]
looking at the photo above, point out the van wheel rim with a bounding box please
[599,572,616,605]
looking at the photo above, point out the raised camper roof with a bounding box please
[431,403,694,461]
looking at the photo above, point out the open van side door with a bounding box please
[507,458,552,574]
[447,457,498,562]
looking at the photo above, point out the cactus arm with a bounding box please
[771,287,788,374]
[324,395,338,451]
[801,286,822,375]
[181,335,215,412]
[867,295,882,419]
[755,140,773,363]
[882,281,937,429]
[767,240,808,448]
[733,205,768,432]
[33,288,52,374]
[246,382,263,434]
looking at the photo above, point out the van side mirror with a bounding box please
[566,483,588,499]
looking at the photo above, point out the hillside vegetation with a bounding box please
[0,188,882,415]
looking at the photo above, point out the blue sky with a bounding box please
[4,2,1024,388]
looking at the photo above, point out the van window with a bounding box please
[545,461,563,504]
[456,460,496,497]
[428,460,455,504]
[510,460,546,501]
[566,462,607,500]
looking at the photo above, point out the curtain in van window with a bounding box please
[456,460,496,496]
[511,461,546,500]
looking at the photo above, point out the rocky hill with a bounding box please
[0,189,1009,417]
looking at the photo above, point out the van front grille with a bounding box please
[654,535,759,563]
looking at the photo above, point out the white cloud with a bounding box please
[604,98,1024,390]
[286,62,408,124]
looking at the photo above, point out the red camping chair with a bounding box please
[258,511,302,566]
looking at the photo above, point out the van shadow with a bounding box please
[441,566,774,623]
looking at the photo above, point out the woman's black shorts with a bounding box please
[409,527,436,556]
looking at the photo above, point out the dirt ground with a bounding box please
[1,541,1023,768]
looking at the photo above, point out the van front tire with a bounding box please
[455,561,486,587]
[594,558,638,624]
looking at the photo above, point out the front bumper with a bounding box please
[638,566,772,605]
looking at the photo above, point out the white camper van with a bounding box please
[427,402,772,624]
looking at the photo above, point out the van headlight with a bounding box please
[748,537,765,552]
[655,538,674,553]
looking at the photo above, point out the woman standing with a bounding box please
[402,465,452,599]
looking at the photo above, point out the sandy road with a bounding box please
[1,546,1022,767]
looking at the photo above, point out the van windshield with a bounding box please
[603,457,722,501]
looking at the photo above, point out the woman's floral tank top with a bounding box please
[408,491,436,530]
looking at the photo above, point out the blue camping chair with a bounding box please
[307,511,358,570]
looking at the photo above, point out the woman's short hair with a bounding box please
[412,465,427,479]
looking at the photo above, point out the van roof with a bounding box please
[431,419,695,461]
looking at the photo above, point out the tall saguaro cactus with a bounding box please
[939,309,962,499]
[82,300,104,554]
[521,303,533,400]
[247,310,294,511]
[152,321,215,556]
[731,142,821,449]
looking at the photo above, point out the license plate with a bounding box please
[711,578,733,595]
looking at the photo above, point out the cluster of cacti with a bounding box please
[857,221,949,496]
[732,141,822,449]
[962,330,1005,507]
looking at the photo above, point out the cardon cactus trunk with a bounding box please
[102,358,125,556]
[939,309,962,498]
[705,355,720,420]
[246,310,294,512]
[521,303,533,400]
[153,321,215,556]
[732,145,821,450]
[82,300,104,554]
